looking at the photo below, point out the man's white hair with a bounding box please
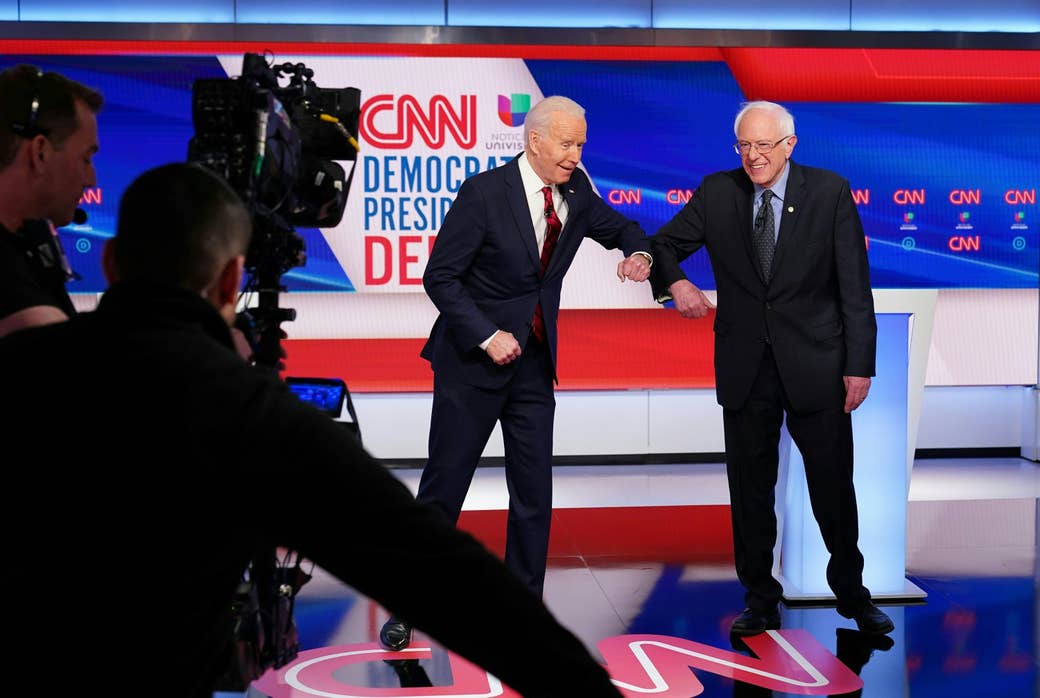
[734,100,795,138]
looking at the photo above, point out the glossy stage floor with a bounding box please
[242,457,1038,698]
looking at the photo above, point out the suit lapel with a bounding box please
[734,174,756,278]
[770,161,805,279]
[504,158,542,271]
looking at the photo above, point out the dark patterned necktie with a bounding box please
[753,189,775,282]
[531,185,562,342]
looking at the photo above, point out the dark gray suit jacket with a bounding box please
[651,160,876,413]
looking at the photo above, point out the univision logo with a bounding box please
[498,93,531,127]
[900,210,917,230]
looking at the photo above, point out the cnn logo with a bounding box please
[361,94,477,150]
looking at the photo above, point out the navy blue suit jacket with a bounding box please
[423,155,650,388]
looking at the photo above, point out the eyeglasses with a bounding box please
[733,136,792,156]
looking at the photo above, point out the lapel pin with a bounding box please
[787,206,794,213]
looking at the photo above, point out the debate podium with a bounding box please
[775,289,937,603]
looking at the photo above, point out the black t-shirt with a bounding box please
[0,221,77,320]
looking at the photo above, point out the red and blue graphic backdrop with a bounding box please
[2,46,1036,294]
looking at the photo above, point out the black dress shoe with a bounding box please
[838,602,895,635]
[729,607,781,636]
[379,616,413,651]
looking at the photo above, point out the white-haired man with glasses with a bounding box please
[648,100,894,639]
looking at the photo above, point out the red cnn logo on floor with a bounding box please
[254,630,863,696]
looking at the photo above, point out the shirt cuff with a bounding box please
[479,330,499,351]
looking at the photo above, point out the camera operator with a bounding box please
[0,64,102,338]
[0,162,622,698]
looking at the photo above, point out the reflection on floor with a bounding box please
[244,458,1039,698]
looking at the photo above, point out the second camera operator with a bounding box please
[0,63,102,338]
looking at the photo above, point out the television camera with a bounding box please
[187,54,360,690]
[188,52,360,368]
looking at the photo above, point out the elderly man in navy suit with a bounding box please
[649,100,894,638]
[381,95,651,650]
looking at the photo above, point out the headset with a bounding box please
[9,69,45,138]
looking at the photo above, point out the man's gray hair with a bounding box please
[524,95,585,146]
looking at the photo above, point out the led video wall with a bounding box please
[2,44,1037,390]
[3,47,1036,294]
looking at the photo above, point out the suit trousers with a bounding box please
[721,346,871,613]
[416,337,556,597]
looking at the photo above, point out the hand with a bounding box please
[669,279,715,319]
[230,327,254,362]
[843,376,871,413]
[617,254,651,282]
[486,330,522,365]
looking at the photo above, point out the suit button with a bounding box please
[765,302,772,310]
